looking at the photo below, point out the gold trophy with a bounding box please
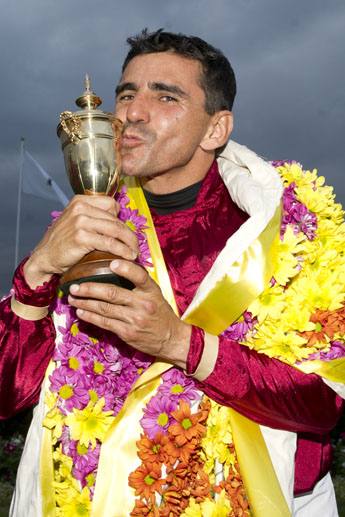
[57,75,133,295]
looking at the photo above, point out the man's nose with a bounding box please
[126,95,150,124]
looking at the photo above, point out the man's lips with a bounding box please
[121,133,145,148]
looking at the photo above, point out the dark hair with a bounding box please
[122,29,236,114]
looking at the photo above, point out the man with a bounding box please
[1,29,344,516]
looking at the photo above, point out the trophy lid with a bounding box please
[75,74,102,110]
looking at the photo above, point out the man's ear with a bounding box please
[200,111,233,152]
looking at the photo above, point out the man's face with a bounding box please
[115,52,213,182]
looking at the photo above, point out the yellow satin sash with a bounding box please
[184,207,281,334]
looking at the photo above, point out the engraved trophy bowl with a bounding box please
[57,75,134,295]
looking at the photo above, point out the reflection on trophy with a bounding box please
[57,75,133,295]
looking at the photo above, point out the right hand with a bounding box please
[23,195,139,289]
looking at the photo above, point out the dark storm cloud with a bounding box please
[0,0,344,294]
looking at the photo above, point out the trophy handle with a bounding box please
[60,111,83,143]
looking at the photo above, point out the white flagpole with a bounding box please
[14,137,25,270]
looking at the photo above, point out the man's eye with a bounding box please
[160,95,177,102]
[118,94,134,101]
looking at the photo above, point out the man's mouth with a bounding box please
[121,133,145,148]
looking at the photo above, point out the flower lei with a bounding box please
[43,161,344,516]
[43,186,154,516]
[129,370,249,516]
[225,161,345,366]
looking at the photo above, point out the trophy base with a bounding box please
[59,252,134,296]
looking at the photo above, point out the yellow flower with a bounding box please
[200,490,232,516]
[200,401,236,476]
[181,498,203,517]
[249,325,309,364]
[283,305,315,333]
[65,398,115,448]
[271,227,305,286]
[43,406,65,442]
[56,486,91,516]
[291,272,344,312]
[248,285,285,322]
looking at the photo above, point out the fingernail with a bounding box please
[76,308,84,316]
[69,284,80,294]
[131,250,138,260]
[111,260,120,270]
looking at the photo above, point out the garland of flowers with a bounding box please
[224,161,345,366]
[43,161,344,515]
[43,186,154,516]
[128,370,249,516]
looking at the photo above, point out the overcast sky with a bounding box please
[0,0,344,295]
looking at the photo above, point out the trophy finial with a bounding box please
[75,74,102,110]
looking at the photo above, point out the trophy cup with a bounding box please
[57,75,133,295]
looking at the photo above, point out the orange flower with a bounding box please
[162,436,198,464]
[137,433,170,465]
[301,307,345,345]
[128,463,164,500]
[168,401,206,446]
[130,499,159,517]
[216,464,250,516]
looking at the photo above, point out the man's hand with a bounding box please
[67,259,192,369]
[23,195,139,289]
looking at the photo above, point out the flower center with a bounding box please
[70,323,79,336]
[88,389,99,403]
[77,442,89,455]
[68,357,79,370]
[86,473,96,487]
[315,322,323,332]
[59,384,74,400]
[93,361,105,374]
[144,474,155,486]
[157,412,169,426]
[152,444,161,454]
[86,416,99,430]
[171,384,184,394]
[182,418,192,430]
[126,221,136,232]
[76,503,88,515]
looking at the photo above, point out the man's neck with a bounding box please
[140,152,214,194]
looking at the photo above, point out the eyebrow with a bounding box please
[115,82,137,96]
[115,81,188,98]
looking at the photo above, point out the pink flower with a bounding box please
[222,311,257,341]
[140,395,177,439]
[159,368,198,402]
[115,186,130,209]
[49,366,90,411]
[281,184,317,240]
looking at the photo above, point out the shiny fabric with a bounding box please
[1,160,343,496]
[0,259,58,419]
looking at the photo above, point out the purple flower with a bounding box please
[61,428,100,486]
[222,311,257,341]
[302,341,345,362]
[51,210,62,222]
[159,368,198,402]
[140,395,177,439]
[49,366,90,411]
[281,184,317,240]
[270,159,299,168]
[115,186,130,209]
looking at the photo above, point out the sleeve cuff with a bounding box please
[13,257,60,307]
[186,326,219,381]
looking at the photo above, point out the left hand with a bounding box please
[68,259,192,369]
